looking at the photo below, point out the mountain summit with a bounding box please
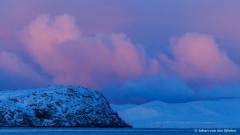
[0,86,131,127]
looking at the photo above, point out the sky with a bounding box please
[1,0,240,104]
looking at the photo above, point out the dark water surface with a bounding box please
[0,128,238,135]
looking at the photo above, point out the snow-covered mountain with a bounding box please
[111,99,240,128]
[0,86,131,127]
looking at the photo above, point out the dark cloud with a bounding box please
[101,75,240,104]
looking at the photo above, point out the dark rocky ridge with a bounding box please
[0,86,131,127]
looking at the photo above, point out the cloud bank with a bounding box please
[0,11,240,103]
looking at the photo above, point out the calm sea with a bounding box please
[0,128,238,135]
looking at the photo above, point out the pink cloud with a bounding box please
[160,33,240,85]
[20,14,147,88]
[0,51,44,82]
[21,14,240,88]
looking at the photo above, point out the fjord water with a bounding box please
[0,128,239,135]
[0,128,193,135]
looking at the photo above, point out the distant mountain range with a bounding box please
[111,99,240,128]
[0,86,131,127]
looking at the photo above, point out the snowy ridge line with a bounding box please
[0,85,95,97]
[111,99,240,128]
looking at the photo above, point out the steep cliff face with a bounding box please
[0,86,131,127]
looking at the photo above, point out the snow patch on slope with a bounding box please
[111,99,240,128]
